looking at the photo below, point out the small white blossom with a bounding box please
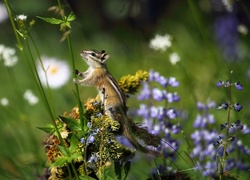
[169,52,180,65]
[0,97,9,106]
[61,130,69,139]
[222,0,234,12]
[0,3,8,23]
[16,14,27,21]
[0,45,18,67]
[149,34,172,51]
[237,24,248,35]
[24,89,39,105]
[0,44,5,55]
[37,56,71,89]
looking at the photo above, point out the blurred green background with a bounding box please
[1,0,250,179]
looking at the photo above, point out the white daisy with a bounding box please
[222,0,234,12]
[0,97,9,106]
[0,45,18,67]
[37,56,71,89]
[24,89,39,105]
[237,24,248,35]
[0,3,8,23]
[149,34,172,51]
[169,52,180,65]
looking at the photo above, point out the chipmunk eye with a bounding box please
[91,52,95,56]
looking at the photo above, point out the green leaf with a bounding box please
[59,116,81,131]
[114,161,122,179]
[51,156,68,167]
[37,16,63,25]
[69,152,82,163]
[69,134,78,152]
[114,161,131,180]
[99,162,117,180]
[57,145,68,156]
[79,175,97,180]
[37,124,55,133]
[122,161,131,180]
[67,12,76,21]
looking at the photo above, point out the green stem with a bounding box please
[5,0,71,158]
[221,72,233,177]
[67,34,86,129]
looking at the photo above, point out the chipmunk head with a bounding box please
[80,49,110,68]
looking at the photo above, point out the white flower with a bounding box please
[24,89,39,105]
[0,44,5,55]
[169,52,180,65]
[222,0,234,12]
[149,34,172,51]
[0,45,18,67]
[237,24,248,35]
[0,3,8,23]
[0,97,9,106]
[16,14,27,21]
[37,56,71,89]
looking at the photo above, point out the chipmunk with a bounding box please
[73,49,162,156]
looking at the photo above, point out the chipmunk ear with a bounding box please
[100,53,110,63]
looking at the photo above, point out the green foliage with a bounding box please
[37,12,75,31]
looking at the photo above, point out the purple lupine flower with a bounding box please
[214,14,239,61]
[191,130,202,144]
[115,135,134,149]
[233,103,242,112]
[193,115,205,128]
[234,82,243,90]
[87,122,92,128]
[166,108,178,119]
[165,92,180,103]
[242,125,250,134]
[202,161,217,176]
[225,159,235,170]
[149,70,160,82]
[158,76,168,87]
[217,102,228,110]
[138,82,151,100]
[236,140,250,155]
[150,106,158,119]
[216,80,224,87]
[88,153,99,168]
[171,124,181,134]
[152,88,164,101]
[224,80,230,87]
[80,138,85,144]
[194,100,216,128]
[197,102,207,110]
[236,160,250,170]
[167,77,179,87]
[135,69,180,163]
[87,135,95,144]
[137,104,149,118]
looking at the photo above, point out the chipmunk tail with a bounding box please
[122,123,163,157]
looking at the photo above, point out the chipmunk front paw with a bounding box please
[75,69,80,75]
[73,78,79,84]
